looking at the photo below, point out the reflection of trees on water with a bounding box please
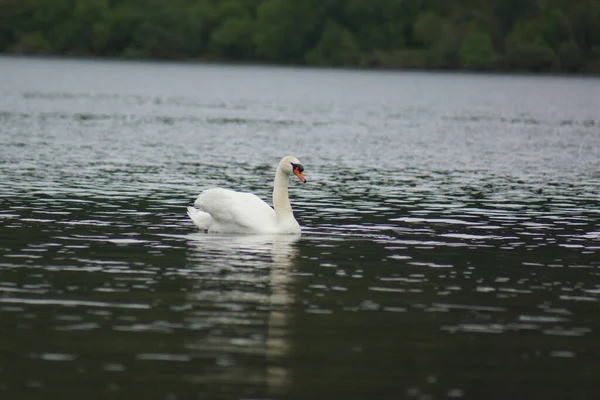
[185,233,299,397]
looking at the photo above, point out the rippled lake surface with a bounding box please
[1,56,600,399]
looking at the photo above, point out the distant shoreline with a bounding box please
[2,53,599,78]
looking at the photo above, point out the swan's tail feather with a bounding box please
[187,206,213,231]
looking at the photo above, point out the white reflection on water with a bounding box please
[185,233,299,395]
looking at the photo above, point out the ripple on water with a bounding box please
[1,59,600,398]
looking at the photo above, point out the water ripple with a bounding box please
[1,57,600,399]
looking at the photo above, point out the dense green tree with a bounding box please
[459,23,498,70]
[210,15,255,58]
[1,0,599,73]
[566,0,600,71]
[506,21,557,71]
[123,0,205,58]
[254,0,323,62]
[494,0,538,39]
[342,0,407,52]
[305,19,359,66]
[413,12,444,47]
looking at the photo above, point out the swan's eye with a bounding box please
[291,163,304,173]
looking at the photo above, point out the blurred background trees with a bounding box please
[1,0,599,73]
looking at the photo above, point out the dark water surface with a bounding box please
[1,56,600,399]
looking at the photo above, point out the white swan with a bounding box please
[187,155,307,234]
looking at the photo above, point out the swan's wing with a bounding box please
[187,207,213,230]
[194,188,276,230]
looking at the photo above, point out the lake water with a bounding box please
[1,56,599,399]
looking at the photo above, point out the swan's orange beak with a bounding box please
[293,167,307,183]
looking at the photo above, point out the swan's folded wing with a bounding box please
[194,188,276,230]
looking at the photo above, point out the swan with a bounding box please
[187,155,307,234]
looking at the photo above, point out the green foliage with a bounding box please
[373,49,429,69]
[342,0,407,51]
[459,26,498,69]
[210,16,255,58]
[429,22,463,68]
[13,32,52,53]
[506,22,558,71]
[1,0,600,73]
[494,0,538,37]
[557,40,583,71]
[305,19,359,66]
[254,0,322,62]
[413,12,444,46]
[567,0,600,57]
[0,1,19,51]
[505,15,561,71]
[124,0,204,58]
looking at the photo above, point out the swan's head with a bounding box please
[279,155,307,183]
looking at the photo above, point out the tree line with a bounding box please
[1,0,599,73]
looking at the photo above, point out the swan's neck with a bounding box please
[273,168,292,218]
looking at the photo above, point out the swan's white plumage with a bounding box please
[190,188,276,232]
[187,156,306,234]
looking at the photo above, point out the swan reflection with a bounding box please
[185,233,299,396]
